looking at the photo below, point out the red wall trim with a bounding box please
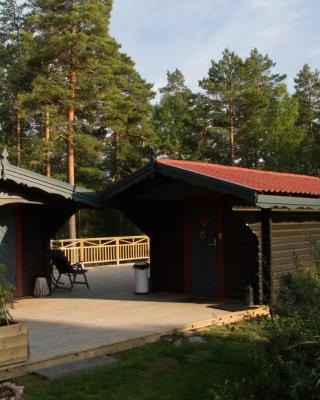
[218,198,225,298]
[14,205,23,298]
[183,200,190,294]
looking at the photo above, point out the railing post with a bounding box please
[80,239,84,263]
[52,235,150,266]
[116,237,120,266]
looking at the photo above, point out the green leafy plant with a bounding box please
[0,265,15,325]
[210,244,320,400]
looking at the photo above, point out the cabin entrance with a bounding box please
[188,203,219,297]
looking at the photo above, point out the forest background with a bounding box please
[0,0,319,238]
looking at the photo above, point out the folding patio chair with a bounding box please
[50,249,90,291]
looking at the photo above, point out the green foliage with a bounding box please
[199,49,243,164]
[0,264,15,325]
[255,265,320,399]
[0,0,158,236]
[1,3,320,237]
[23,0,155,183]
[153,69,198,158]
[211,254,320,400]
[261,84,303,172]
[0,0,32,163]
[293,64,320,174]
[16,321,264,400]
[155,49,304,172]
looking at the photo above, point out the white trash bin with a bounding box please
[133,261,149,294]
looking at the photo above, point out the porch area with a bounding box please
[4,265,265,379]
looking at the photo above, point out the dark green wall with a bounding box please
[0,205,16,285]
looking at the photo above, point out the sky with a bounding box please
[110,0,320,96]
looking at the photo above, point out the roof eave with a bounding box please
[155,162,257,204]
[103,162,155,200]
[2,164,103,208]
[256,194,320,210]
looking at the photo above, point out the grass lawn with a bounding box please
[15,321,266,400]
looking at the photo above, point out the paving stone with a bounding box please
[172,338,183,347]
[33,355,117,380]
[183,330,196,337]
[188,336,206,344]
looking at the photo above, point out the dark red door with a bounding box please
[188,203,219,297]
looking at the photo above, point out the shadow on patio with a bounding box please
[12,265,254,364]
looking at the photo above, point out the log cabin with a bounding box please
[103,158,320,304]
[0,149,102,297]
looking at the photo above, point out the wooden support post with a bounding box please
[116,238,120,266]
[15,206,23,298]
[80,239,84,263]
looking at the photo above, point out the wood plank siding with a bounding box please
[122,201,185,293]
[270,211,320,301]
[21,206,51,296]
[223,207,262,303]
[150,202,185,293]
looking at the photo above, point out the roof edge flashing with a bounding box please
[256,194,320,210]
[102,161,155,200]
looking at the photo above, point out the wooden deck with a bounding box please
[2,265,267,380]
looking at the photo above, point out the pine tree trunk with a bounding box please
[67,1,77,240]
[44,111,51,177]
[67,77,76,239]
[229,103,235,165]
[113,131,120,181]
[16,112,21,167]
[44,64,51,177]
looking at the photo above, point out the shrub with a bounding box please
[211,256,320,400]
[0,264,15,325]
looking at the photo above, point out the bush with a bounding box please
[261,261,320,400]
[211,258,320,400]
[0,264,15,325]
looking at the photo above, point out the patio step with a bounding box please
[33,355,117,380]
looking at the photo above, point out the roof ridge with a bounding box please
[157,159,320,181]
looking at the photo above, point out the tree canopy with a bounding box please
[0,2,319,236]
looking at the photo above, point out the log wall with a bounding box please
[223,207,263,303]
[21,206,50,296]
[123,201,185,293]
[270,211,320,300]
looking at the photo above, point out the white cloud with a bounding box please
[110,0,320,95]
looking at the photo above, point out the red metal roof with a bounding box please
[157,159,320,196]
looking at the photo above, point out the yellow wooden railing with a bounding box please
[50,236,150,266]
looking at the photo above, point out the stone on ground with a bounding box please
[33,355,117,380]
[172,338,183,347]
[188,336,206,344]
[0,382,24,400]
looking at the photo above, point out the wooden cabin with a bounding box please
[103,158,320,304]
[0,149,102,297]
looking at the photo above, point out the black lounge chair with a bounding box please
[50,249,89,291]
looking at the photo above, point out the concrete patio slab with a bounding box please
[1,265,267,380]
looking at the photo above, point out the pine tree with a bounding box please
[261,84,303,171]
[0,0,29,166]
[101,52,155,181]
[27,0,119,237]
[153,69,196,158]
[294,64,320,174]
[237,49,287,167]
[199,49,243,165]
[26,0,155,236]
